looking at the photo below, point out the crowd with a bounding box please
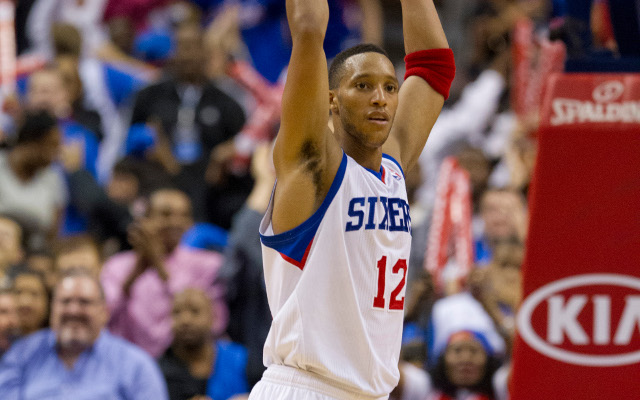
[0,0,636,399]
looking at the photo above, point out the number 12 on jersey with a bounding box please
[373,256,407,310]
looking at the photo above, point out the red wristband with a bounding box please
[404,48,456,100]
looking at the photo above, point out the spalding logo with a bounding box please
[592,81,625,103]
[517,274,640,367]
[549,79,640,125]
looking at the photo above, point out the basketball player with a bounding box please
[250,0,455,398]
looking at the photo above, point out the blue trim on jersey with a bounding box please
[260,152,348,263]
[382,154,405,178]
[364,165,384,181]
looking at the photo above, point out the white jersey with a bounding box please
[259,152,412,397]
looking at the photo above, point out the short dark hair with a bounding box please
[16,110,57,145]
[54,235,101,263]
[328,43,390,89]
[112,157,141,177]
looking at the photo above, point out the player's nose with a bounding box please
[370,86,388,107]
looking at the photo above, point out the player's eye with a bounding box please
[386,84,398,93]
[355,82,368,90]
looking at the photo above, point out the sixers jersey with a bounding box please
[259,152,412,396]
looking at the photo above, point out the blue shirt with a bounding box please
[0,329,169,400]
[207,341,249,400]
[159,340,248,400]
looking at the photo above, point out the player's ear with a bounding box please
[329,90,339,115]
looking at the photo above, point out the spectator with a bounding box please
[476,188,528,264]
[0,269,169,399]
[49,22,132,183]
[128,22,248,226]
[25,248,57,291]
[0,288,20,357]
[0,111,66,247]
[61,152,173,256]
[101,188,228,357]
[0,216,26,285]
[54,235,103,278]
[217,143,273,387]
[428,330,504,399]
[26,0,110,59]
[427,292,507,400]
[470,239,524,353]
[24,67,103,236]
[12,267,50,336]
[159,288,249,400]
[55,54,104,142]
[26,67,100,178]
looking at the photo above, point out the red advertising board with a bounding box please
[511,73,640,399]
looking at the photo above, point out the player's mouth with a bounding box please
[367,111,389,124]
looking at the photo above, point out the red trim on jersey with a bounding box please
[381,166,386,184]
[278,238,314,271]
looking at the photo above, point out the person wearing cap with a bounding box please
[425,292,507,400]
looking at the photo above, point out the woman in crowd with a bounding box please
[12,267,50,336]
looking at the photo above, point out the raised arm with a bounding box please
[270,0,343,233]
[383,0,454,172]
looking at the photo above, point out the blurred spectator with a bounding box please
[27,0,109,59]
[128,22,249,226]
[456,146,492,212]
[12,267,50,336]
[54,235,103,278]
[50,22,131,184]
[0,111,65,247]
[61,152,174,256]
[55,54,104,142]
[427,292,506,399]
[24,67,102,236]
[0,288,20,358]
[26,67,99,178]
[25,248,57,291]
[470,239,524,353]
[429,330,503,399]
[159,288,249,400]
[101,188,228,357]
[0,269,169,399]
[476,189,528,265]
[0,216,26,285]
[217,143,273,387]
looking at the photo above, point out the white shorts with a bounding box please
[248,365,388,400]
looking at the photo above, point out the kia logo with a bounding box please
[592,81,625,103]
[517,274,640,367]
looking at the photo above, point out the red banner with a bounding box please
[425,157,473,295]
[227,60,283,171]
[511,73,640,399]
[0,0,16,95]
